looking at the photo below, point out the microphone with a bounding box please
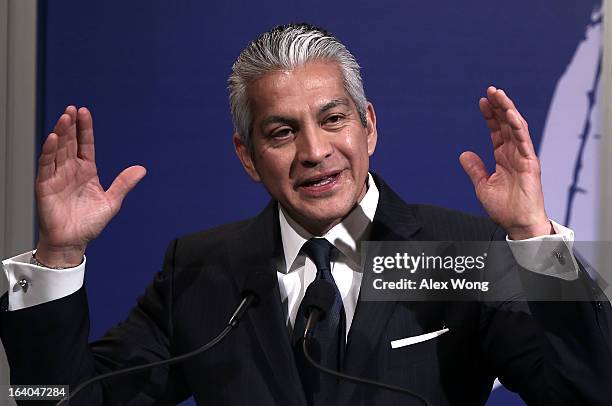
[300,279,335,340]
[56,269,275,406]
[229,269,273,327]
[299,281,431,406]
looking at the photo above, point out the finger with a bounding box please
[54,114,71,169]
[491,89,536,158]
[490,131,503,151]
[459,151,489,189]
[506,109,536,158]
[486,86,501,112]
[106,165,147,213]
[52,107,67,134]
[488,89,517,145]
[499,121,513,146]
[479,98,501,132]
[479,98,504,152]
[64,106,78,158]
[37,133,59,182]
[486,86,498,101]
[76,107,96,161]
[492,88,530,135]
[486,86,510,126]
[495,89,528,127]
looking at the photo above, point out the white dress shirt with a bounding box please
[2,173,578,333]
[277,173,379,337]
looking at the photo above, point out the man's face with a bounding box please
[233,61,378,235]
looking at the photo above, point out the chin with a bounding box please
[296,202,356,230]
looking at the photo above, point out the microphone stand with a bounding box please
[301,311,431,406]
[56,293,257,406]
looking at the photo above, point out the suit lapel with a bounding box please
[229,201,307,406]
[340,175,423,400]
[227,176,424,405]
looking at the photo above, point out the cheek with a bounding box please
[255,150,295,181]
[340,131,371,165]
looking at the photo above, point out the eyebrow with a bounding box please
[319,98,351,114]
[259,98,351,128]
[261,115,300,128]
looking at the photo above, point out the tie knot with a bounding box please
[302,238,334,271]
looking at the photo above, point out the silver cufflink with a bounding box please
[12,278,30,293]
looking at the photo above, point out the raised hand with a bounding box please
[459,86,552,240]
[35,106,146,267]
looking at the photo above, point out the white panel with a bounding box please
[4,0,36,258]
[0,0,37,404]
[602,0,612,301]
[0,0,8,266]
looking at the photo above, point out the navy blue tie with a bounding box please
[292,238,346,405]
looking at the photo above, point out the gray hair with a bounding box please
[228,23,368,152]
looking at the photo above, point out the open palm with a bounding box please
[36,106,146,266]
[460,87,551,240]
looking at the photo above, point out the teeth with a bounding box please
[312,177,332,186]
[307,175,335,187]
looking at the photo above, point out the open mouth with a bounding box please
[299,171,342,190]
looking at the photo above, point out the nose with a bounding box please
[296,124,333,167]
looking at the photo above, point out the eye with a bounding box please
[323,114,346,128]
[270,128,294,140]
[325,114,343,124]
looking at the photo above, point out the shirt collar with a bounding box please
[278,173,379,273]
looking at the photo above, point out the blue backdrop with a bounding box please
[39,1,601,404]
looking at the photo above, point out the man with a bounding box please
[1,23,611,405]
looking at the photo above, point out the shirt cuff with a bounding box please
[506,219,579,281]
[2,251,86,311]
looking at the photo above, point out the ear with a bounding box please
[233,132,261,182]
[365,102,378,156]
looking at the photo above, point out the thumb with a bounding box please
[459,151,488,189]
[106,165,147,213]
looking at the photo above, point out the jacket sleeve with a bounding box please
[479,227,612,405]
[0,239,191,405]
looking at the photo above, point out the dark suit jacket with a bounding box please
[1,175,611,405]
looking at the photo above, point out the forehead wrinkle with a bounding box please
[248,62,350,133]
